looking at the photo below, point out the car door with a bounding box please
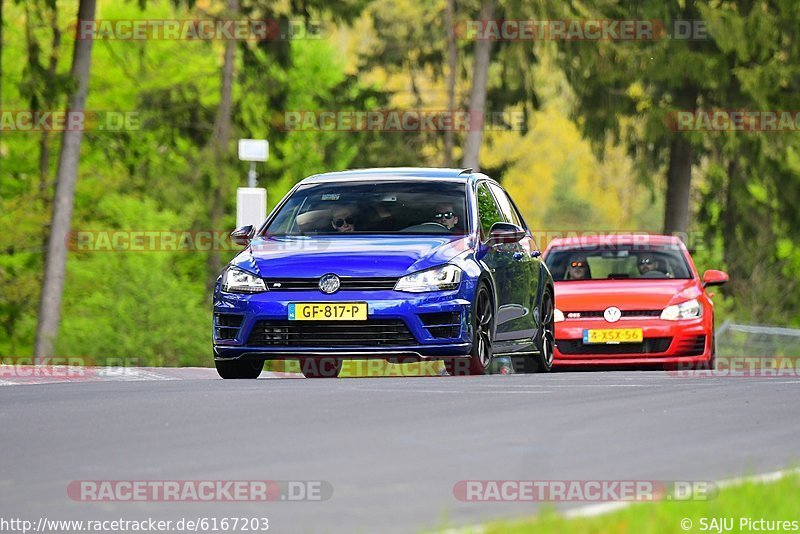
[475,182,536,350]
[487,183,540,347]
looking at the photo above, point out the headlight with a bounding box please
[554,308,565,323]
[394,265,462,292]
[222,267,267,293]
[660,298,702,320]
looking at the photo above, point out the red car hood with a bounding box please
[553,279,701,311]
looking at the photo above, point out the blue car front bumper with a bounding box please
[212,282,477,361]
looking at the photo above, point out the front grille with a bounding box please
[262,277,398,291]
[214,313,244,341]
[419,311,462,339]
[673,335,706,356]
[565,310,662,319]
[246,319,416,347]
[557,337,673,355]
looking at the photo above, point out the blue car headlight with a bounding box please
[660,298,702,320]
[222,267,267,293]
[394,264,462,293]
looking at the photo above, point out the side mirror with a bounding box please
[702,269,728,288]
[486,222,526,247]
[231,225,255,246]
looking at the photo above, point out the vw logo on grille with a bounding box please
[603,306,622,323]
[318,274,340,294]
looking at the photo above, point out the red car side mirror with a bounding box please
[702,269,728,288]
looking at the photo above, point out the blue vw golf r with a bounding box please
[213,168,555,378]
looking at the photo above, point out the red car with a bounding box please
[543,234,728,367]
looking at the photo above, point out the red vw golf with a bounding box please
[543,234,728,367]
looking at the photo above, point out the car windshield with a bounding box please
[546,244,692,281]
[262,180,468,236]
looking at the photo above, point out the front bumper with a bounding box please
[553,317,712,366]
[212,285,476,361]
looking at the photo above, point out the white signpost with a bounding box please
[236,139,269,228]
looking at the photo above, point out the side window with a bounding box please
[476,183,504,239]
[488,183,523,228]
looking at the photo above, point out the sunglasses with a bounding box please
[434,212,456,219]
[570,261,586,268]
[332,217,355,228]
[639,258,654,265]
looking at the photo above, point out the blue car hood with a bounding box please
[231,235,473,278]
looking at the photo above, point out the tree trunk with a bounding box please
[207,0,239,288]
[34,0,97,361]
[663,135,693,235]
[40,6,62,203]
[0,0,5,194]
[443,0,457,167]
[460,0,493,171]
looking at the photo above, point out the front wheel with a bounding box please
[446,283,494,376]
[215,358,263,379]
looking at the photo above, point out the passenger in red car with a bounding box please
[565,256,591,280]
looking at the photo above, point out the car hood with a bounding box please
[553,279,701,311]
[231,235,474,278]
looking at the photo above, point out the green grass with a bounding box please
[475,473,800,533]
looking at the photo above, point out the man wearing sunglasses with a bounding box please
[637,253,658,275]
[432,203,459,231]
[331,206,358,233]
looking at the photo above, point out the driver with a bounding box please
[331,206,357,233]
[432,203,459,230]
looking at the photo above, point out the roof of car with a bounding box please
[547,233,685,249]
[301,167,483,184]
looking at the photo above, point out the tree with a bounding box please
[443,0,457,166]
[34,0,96,360]
[461,0,494,171]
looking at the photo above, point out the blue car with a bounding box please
[213,168,555,378]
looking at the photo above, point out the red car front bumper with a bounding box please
[553,317,712,366]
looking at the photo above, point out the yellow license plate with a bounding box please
[583,328,644,344]
[288,302,367,321]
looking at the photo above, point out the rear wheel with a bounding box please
[301,358,343,378]
[516,287,555,373]
[446,283,494,376]
[215,358,263,379]
[536,288,556,372]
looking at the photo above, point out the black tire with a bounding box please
[533,287,556,373]
[215,358,263,379]
[446,283,494,376]
[301,358,343,378]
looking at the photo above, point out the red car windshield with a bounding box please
[546,245,693,281]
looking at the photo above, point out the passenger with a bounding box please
[566,255,591,280]
[637,253,658,275]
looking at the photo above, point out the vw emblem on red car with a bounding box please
[319,273,341,294]
[603,306,622,323]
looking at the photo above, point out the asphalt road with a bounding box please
[1,371,799,533]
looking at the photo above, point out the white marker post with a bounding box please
[236,139,269,229]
